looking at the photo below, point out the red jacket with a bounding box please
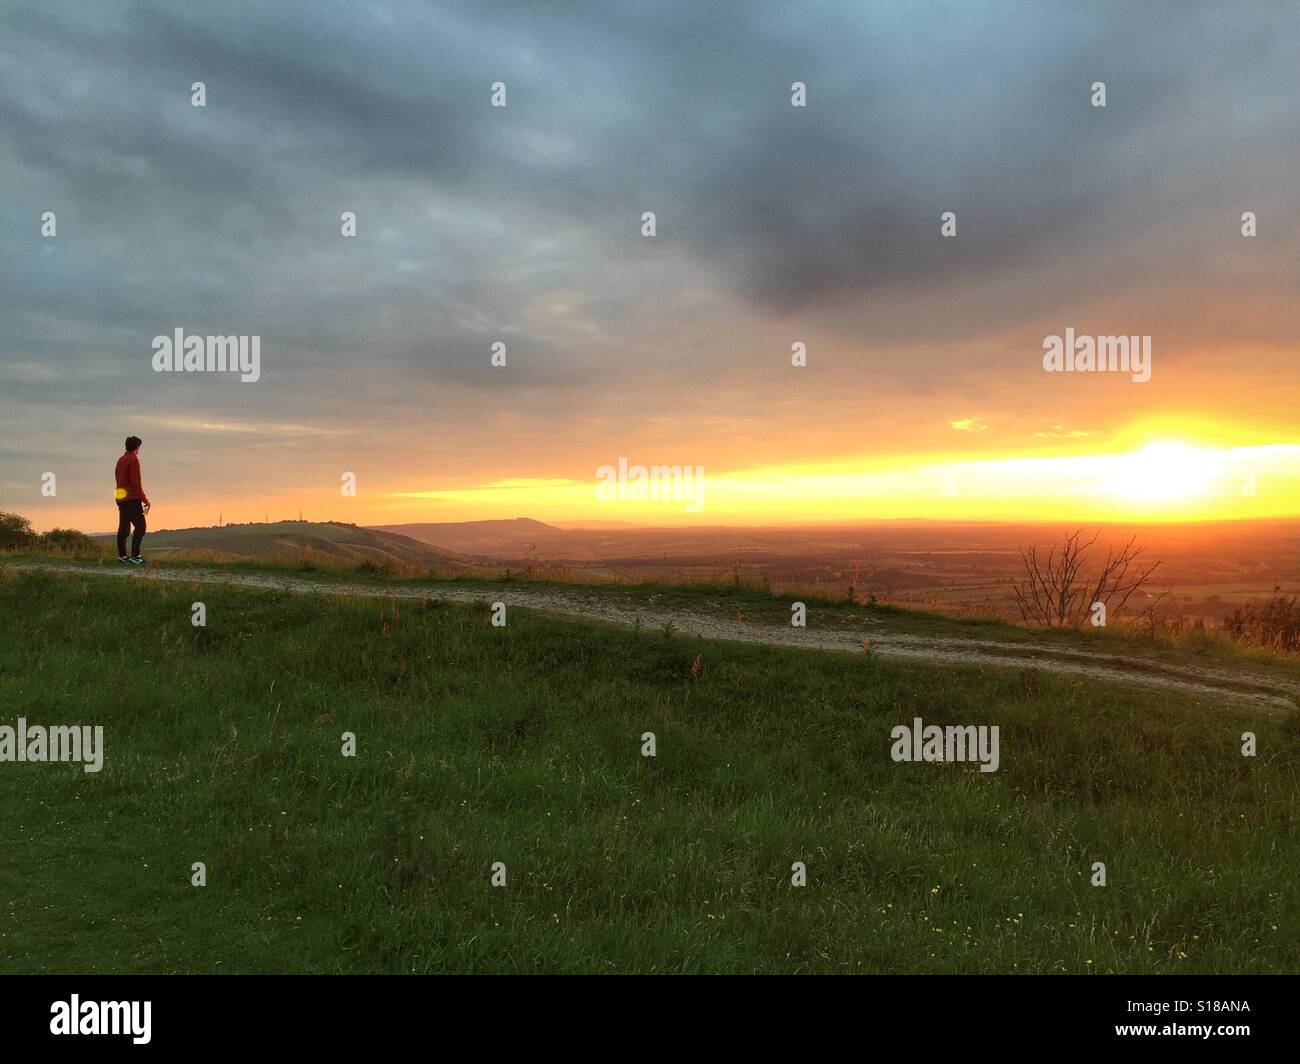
[115,451,148,503]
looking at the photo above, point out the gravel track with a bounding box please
[13,561,1298,712]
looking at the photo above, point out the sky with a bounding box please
[2,0,1298,531]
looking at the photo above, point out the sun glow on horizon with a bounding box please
[383,438,1300,526]
[26,433,1300,534]
[1101,442,1218,501]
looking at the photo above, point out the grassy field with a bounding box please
[16,549,1300,683]
[1,565,1297,973]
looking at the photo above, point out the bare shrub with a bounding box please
[1012,529,1160,628]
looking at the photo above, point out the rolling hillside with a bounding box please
[92,520,480,572]
[3,564,1297,974]
[372,518,569,556]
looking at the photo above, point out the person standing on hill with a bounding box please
[114,436,150,564]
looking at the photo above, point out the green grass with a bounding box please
[14,549,1300,687]
[1,567,1297,973]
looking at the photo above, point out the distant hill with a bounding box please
[92,520,478,573]
[371,518,569,556]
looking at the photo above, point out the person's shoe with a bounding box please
[118,555,131,564]
[129,556,146,565]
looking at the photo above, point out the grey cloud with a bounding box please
[1,0,1298,506]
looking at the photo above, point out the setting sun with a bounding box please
[1102,442,1217,502]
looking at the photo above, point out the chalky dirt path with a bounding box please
[14,562,1300,712]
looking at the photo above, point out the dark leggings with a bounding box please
[116,499,146,557]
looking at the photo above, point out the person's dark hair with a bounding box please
[125,436,142,452]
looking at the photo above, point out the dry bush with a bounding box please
[1012,529,1161,628]
[1222,593,1300,653]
